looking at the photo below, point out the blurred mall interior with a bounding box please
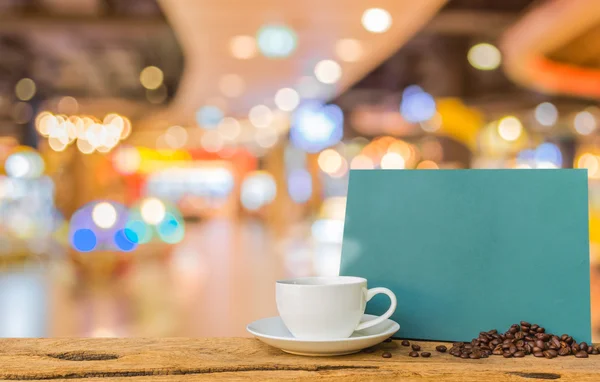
[2,0,600,339]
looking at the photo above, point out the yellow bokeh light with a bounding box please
[230,35,257,60]
[15,78,36,101]
[76,137,95,154]
[318,149,343,174]
[335,39,363,62]
[497,116,522,142]
[577,153,600,179]
[468,43,501,71]
[141,197,166,225]
[48,137,67,152]
[574,110,597,135]
[140,66,164,90]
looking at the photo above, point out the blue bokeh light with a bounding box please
[125,219,151,244]
[114,229,137,252]
[287,168,312,203]
[257,24,297,58]
[157,213,184,244]
[196,106,224,129]
[290,101,343,153]
[72,229,97,252]
[534,143,562,167]
[400,86,436,123]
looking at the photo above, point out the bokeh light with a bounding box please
[15,78,36,101]
[139,66,164,90]
[578,153,600,179]
[318,149,343,174]
[417,160,439,169]
[380,152,405,169]
[290,101,343,153]
[574,110,597,135]
[164,125,188,149]
[196,106,224,128]
[57,96,79,115]
[140,197,166,225]
[361,8,392,33]
[468,43,501,70]
[112,146,141,174]
[497,116,523,141]
[72,229,97,252]
[13,102,33,124]
[241,171,277,211]
[350,154,374,169]
[230,35,257,60]
[249,105,273,128]
[534,102,558,127]
[314,60,342,84]
[92,202,118,229]
[274,88,300,111]
[335,39,363,62]
[4,151,44,179]
[287,168,312,203]
[201,130,224,152]
[114,229,137,252]
[256,24,297,58]
[218,117,241,140]
[400,86,436,123]
[156,213,185,244]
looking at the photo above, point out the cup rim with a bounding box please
[276,276,366,286]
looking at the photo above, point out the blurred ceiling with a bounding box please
[502,0,600,99]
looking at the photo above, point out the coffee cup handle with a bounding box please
[355,287,397,331]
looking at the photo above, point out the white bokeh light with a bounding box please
[361,8,392,33]
[140,198,166,225]
[249,105,273,128]
[92,202,118,229]
[314,60,342,84]
[274,88,300,111]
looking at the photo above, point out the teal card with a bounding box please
[340,169,591,342]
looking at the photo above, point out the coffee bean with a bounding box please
[436,345,447,353]
[592,348,599,355]
[363,347,375,353]
[580,342,589,351]
[531,324,539,331]
[409,351,419,357]
[572,343,580,352]
[547,349,558,357]
[492,348,503,355]
[559,347,570,356]
[514,351,525,358]
[505,332,515,339]
[543,350,554,359]
[488,329,498,335]
[502,353,512,358]
[508,327,518,334]
[551,337,561,349]
[520,321,531,327]
[401,340,410,346]
[509,345,517,354]
[382,352,392,358]
[384,338,392,343]
[514,332,524,340]
[576,350,589,358]
[587,347,593,354]
[421,352,431,358]
[533,351,544,357]
[566,336,573,344]
[533,346,542,353]
[412,344,421,351]
[536,327,545,333]
[535,340,545,349]
[460,353,469,359]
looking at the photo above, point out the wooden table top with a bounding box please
[1,338,599,381]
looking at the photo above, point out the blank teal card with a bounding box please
[340,169,591,342]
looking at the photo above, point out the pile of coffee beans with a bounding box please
[449,321,599,359]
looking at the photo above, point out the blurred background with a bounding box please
[1,0,600,339]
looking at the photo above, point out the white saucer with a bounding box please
[246,314,400,356]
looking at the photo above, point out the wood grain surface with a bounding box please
[0,338,599,381]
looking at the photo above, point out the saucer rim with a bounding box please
[246,314,400,343]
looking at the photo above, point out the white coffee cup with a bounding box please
[276,276,397,340]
